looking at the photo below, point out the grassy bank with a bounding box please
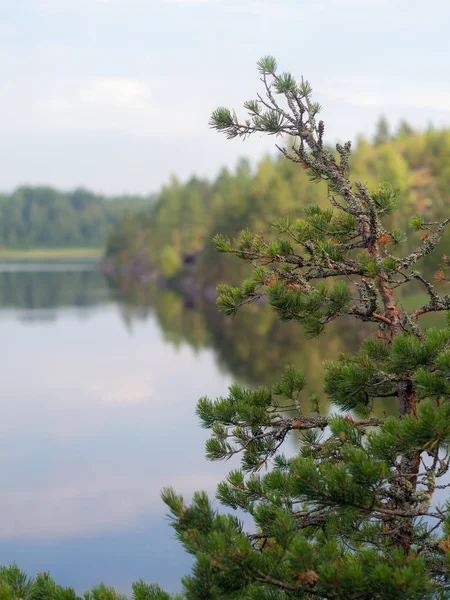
[0,247,103,261]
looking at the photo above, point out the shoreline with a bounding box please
[0,248,103,261]
[100,256,218,302]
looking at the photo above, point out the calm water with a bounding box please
[0,265,366,595]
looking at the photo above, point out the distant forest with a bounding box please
[3,121,450,267]
[105,121,450,285]
[0,186,154,248]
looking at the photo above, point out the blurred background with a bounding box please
[1,0,450,595]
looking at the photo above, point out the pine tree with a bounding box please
[374,116,391,145]
[161,57,450,599]
[396,120,414,139]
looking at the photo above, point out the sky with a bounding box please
[1,0,450,195]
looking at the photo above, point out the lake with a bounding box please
[0,264,371,595]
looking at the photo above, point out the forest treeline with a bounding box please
[0,186,154,249]
[105,121,450,287]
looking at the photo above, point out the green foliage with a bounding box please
[210,107,234,131]
[132,581,175,600]
[324,325,450,412]
[0,186,153,249]
[264,281,351,337]
[212,234,232,253]
[272,364,307,398]
[0,582,13,600]
[0,565,185,600]
[105,123,450,287]
[256,56,278,75]
[84,583,127,599]
[0,564,33,598]
[106,176,215,281]
[357,253,381,276]
[411,212,425,231]
[371,182,400,216]
[159,245,182,279]
[0,566,85,600]
[374,115,391,145]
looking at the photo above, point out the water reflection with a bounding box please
[0,267,235,594]
[112,282,369,394]
[0,267,384,594]
[0,268,110,316]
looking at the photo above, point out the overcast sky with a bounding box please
[1,0,450,195]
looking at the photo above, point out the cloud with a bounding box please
[80,78,152,110]
[226,0,305,22]
[88,374,153,405]
[407,94,450,112]
[34,74,207,138]
[164,0,222,4]
[324,0,392,6]
[322,87,386,110]
[346,95,386,108]
[326,79,450,113]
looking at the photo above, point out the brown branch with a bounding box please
[289,416,384,430]
[409,295,450,320]
[398,217,450,270]
[372,312,393,326]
